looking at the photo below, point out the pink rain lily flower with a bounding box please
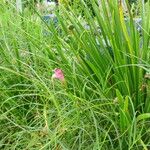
[52,68,65,81]
[52,68,67,88]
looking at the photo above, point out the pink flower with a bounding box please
[52,68,65,81]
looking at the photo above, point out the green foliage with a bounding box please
[0,0,150,149]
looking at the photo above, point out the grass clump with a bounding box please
[0,0,150,149]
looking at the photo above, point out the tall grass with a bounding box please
[0,0,150,149]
